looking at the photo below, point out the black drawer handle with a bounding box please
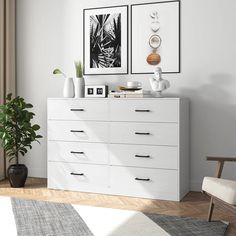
[70,109,84,111]
[135,109,150,112]
[135,132,150,135]
[70,172,84,176]
[135,177,150,181]
[70,151,84,154]
[70,130,84,133]
[135,155,150,158]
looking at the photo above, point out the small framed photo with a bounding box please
[88,88,94,95]
[85,85,108,98]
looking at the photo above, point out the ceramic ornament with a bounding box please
[150,11,158,19]
[151,21,160,32]
[146,10,161,66]
[149,35,162,49]
[63,77,75,98]
[149,67,170,97]
[146,52,161,65]
[150,11,160,32]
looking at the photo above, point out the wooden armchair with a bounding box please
[202,157,236,221]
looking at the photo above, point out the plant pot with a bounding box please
[7,164,28,188]
[63,77,75,98]
[74,77,85,98]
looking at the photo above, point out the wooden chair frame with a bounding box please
[204,156,236,221]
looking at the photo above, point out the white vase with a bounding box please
[74,77,85,98]
[63,77,75,98]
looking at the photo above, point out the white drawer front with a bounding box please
[110,144,178,169]
[48,99,109,121]
[48,121,109,143]
[48,141,109,164]
[110,99,179,122]
[110,166,179,200]
[110,122,178,146]
[48,162,109,192]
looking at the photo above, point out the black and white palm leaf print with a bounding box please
[90,13,121,68]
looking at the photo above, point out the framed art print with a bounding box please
[131,1,180,74]
[83,5,128,75]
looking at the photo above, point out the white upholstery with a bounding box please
[202,177,236,205]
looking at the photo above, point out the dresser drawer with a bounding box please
[110,122,178,146]
[110,166,179,200]
[110,144,178,169]
[109,99,179,122]
[48,141,109,164]
[48,120,109,143]
[48,99,109,121]
[48,162,109,192]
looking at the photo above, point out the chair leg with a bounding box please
[207,197,214,222]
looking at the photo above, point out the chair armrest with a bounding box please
[206,156,236,178]
[207,157,236,162]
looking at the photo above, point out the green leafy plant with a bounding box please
[0,94,42,164]
[52,68,66,77]
[74,61,83,78]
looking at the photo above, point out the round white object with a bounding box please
[149,35,162,49]
[127,81,142,88]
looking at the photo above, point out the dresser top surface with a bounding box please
[47,97,187,101]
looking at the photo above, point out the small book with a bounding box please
[124,94,153,98]
[108,94,126,98]
[109,90,151,95]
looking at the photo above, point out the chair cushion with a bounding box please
[202,177,236,205]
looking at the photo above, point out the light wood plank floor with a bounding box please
[0,177,235,235]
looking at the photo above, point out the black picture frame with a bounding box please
[131,0,180,74]
[83,5,129,76]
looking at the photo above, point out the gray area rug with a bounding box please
[11,198,93,236]
[145,213,228,236]
[11,198,228,236]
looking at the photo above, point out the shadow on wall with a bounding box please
[180,73,236,182]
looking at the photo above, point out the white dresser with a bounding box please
[47,98,189,201]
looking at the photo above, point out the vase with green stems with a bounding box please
[53,68,75,98]
[74,61,85,98]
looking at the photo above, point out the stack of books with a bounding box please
[108,87,152,98]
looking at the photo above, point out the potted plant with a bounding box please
[0,94,42,187]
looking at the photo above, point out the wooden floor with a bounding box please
[0,178,235,235]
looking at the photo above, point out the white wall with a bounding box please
[16,0,236,190]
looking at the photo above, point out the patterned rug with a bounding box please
[0,197,228,236]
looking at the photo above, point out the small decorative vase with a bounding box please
[63,77,75,98]
[74,77,85,98]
